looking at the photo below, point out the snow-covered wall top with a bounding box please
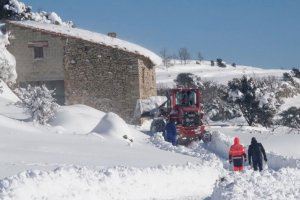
[7,20,162,66]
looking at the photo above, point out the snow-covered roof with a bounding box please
[7,20,162,66]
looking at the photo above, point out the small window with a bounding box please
[34,47,44,59]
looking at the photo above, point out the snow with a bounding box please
[0,82,202,181]
[0,32,17,83]
[4,0,27,14]
[156,60,288,87]
[47,12,64,25]
[134,96,167,117]
[208,126,300,162]
[0,53,299,199]
[92,112,131,139]
[50,104,105,134]
[211,168,300,200]
[0,80,18,102]
[0,73,27,121]
[281,94,300,111]
[0,164,218,200]
[228,89,244,101]
[7,20,162,66]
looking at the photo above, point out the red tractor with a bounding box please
[142,88,212,145]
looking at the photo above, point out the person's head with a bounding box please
[234,137,240,145]
[251,137,257,145]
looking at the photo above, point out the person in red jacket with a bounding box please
[229,137,247,171]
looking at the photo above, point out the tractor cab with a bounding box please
[168,88,203,124]
[167,88,208,144]
[142,87,211,145]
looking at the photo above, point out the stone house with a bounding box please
[4,20,161,123]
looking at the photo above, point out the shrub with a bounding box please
[15,84,59,125]
[227,76,277,127]
[216,58,226,68]
[277,107,300,129]
[292,68,300,78]
[174,73,202,88]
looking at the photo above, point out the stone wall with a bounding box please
[64,38,156,122]
[6,23,66,82]
[138,59,157,99]
[6,22,157,123]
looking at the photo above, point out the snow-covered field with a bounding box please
[0,66,299,199]
[156,60,288,87]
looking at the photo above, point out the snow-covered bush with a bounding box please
[174,73,195,87]
[216,58,226,68]
[0,0,30,20]
[202,81,241,121]
[292,68,300,78]
[15,84,59,125]
[276,71,300,98]
[0,30,17,83]
[227,76,277,127]
[277,107,300,130]
[0,0,74,27]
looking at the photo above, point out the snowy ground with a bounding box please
[0,65,299,199]
[156,60,288,87]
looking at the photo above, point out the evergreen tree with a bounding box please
[227,76,277,127]
[277,107,300,129]
[15,84,59,125]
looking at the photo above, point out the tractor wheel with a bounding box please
[150,119,166,135]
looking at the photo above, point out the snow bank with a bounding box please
[267,152,300,170]
[0,80,19,102]
[50,104,105,134]
[149,133,223,168]
[203,131,233,160]
[134,96,167,117]
[0,32,17,83]
[0,164,219,200]
[0,80,29,120]
[8,20,162,66]
[93,112,131,139]
[211,168,300,200]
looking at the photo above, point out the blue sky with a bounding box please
[22,0,300,69]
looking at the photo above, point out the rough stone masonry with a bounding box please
[5,21,157,123]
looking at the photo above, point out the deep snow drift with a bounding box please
[49,104,105,134]
[0,163,219,200]
[211,168,300,200]
[93,112,131,139]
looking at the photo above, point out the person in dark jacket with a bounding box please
[248,137,267,171]
[164,119,177,146]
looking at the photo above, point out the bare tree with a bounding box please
[197,52,203,63]
[172,54,178,65]
[178,47,190,65]
[159,48,171,67]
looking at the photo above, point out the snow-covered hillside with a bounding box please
[156,60,288,87]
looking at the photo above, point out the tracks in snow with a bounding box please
[149,131,300,200]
